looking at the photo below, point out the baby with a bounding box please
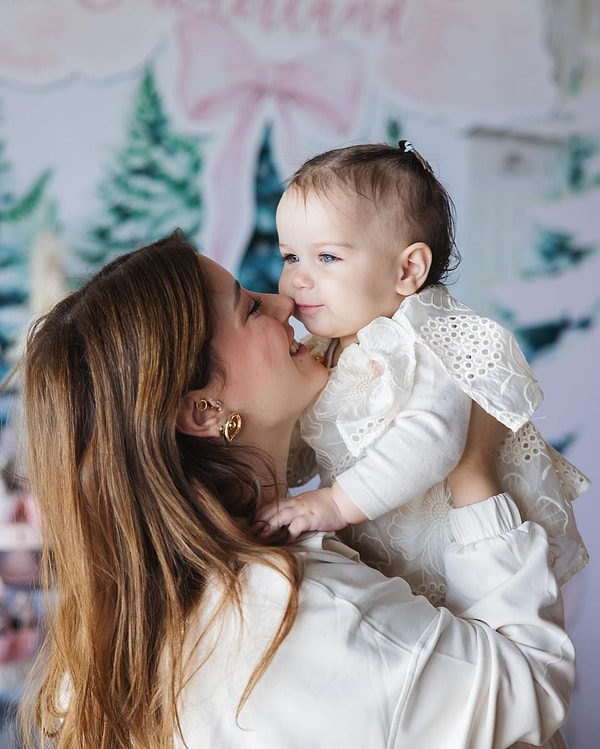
[256,141,589,608]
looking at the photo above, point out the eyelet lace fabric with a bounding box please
[291,285,589,598]
[401,285,544,430]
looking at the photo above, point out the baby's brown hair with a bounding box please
[287,142,460,288]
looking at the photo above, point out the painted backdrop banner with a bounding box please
[0,0,555,270]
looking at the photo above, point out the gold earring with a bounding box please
[220,413,242,443]
[195,399,223,412]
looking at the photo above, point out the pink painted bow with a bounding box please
[178,14,365,270]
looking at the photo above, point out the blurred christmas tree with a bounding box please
[502,134,598,362]
[492,128,599,456]
[238,126,284,294]
[77,67,204,272]
[0,110,51,398]
[386,118,403,146]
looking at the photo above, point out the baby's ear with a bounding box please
[395,242,432,295]
[176,392,222,438]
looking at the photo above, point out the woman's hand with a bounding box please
[448,401,509,507]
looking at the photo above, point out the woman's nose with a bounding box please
[262,292,294,322]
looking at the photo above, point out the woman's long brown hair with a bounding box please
[18,231,301,748]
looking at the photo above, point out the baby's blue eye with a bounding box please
[320,253,338,263]
[281,254,299,264]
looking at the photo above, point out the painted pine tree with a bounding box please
[238,126,285,294]
[503,135,598,363]
[0,112,51,388]
[493,131,599,455]
[79,67,203,270]
[386,118,403,146]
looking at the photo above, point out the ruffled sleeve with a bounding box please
[399,285,543,431]
[302,315,417,458]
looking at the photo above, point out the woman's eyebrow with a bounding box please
[233,280,241,311]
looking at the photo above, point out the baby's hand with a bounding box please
[253,487,348,542]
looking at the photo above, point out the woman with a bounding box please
[19,231,573,748]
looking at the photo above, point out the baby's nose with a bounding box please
[291,267,312,288]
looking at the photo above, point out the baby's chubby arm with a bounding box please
[447,401,507,507]
[337,345,471,520]
[255,346,470,538]
[254,483,366,541]
[255,403,508,539]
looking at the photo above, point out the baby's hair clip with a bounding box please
[398,140,434,175]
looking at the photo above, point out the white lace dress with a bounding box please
[289,284,589,605]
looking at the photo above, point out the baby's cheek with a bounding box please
[277,267,290,292]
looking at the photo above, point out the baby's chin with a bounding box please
[302,323,341,340]
[292,308,350,342]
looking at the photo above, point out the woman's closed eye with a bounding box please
[247,296,263,318]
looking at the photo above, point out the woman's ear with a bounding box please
[176,392,223,438]
[395,242,432,295]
